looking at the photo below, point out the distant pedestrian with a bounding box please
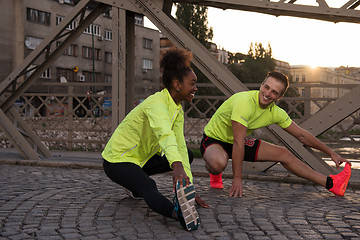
[201,71,351,197]
[102,48,209,231]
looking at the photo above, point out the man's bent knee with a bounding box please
[204,159,226,175]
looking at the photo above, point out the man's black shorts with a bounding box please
[200,134,261,162]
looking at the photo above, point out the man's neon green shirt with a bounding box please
[204,90,292,144]
[102,88,193,182]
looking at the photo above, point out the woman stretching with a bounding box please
[102,48,209,231]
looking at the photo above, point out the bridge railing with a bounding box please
[0,82,359,154]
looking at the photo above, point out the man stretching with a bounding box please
[200,71,351,197]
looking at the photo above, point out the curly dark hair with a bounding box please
[160,48,193,90]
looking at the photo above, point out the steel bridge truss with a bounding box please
[1,0,359,174]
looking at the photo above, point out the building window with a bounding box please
[143,38,152,49]
[82,71,102,83]
[57,68,77,82]
[65,44,77,56]
[82,46,101,60]
[84,24,101,36]
[105,52,112,64]
[26,65,50,79]
[25,36,43,50]
[56,42,77,56]
[104,74,112,83]
[135,14,143,26]
[104,29,112,41]
[302,74,306,82]
[27,8,50,25]
[56,15,78,30]
[56,15,63,25]
[142,59,153,70]
[40,68,51,79]
[295,75,299,82]
[103,8,111,18]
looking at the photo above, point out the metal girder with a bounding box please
[111,7,127,131]
[0,0,108,159]
[0,106,52,159]
[110,7,136,132]
[178,0,360,23]
[0,108,39,160]
[300,84,360,136]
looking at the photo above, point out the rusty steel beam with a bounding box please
[177,0,360,23]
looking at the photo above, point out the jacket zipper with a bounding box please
[140,146,160,167]
[121,144,137,157]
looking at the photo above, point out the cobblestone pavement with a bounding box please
[0,165,359,240]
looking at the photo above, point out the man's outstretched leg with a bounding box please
[257,140,351,196]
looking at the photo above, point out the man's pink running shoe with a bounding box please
[210,173,223,189]
[329,163,351,197]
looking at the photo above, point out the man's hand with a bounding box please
[229,177,243,197]
[331,153,352,169]
[171,161,189,192]
[195,194,211,208]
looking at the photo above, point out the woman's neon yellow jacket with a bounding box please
[102,88,193,182]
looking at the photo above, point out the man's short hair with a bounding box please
[265,71,289,96]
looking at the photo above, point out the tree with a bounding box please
[175,3,213,48]
[241,42,276,83]
[176,3,221,118]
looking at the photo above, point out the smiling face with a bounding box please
[172,70,198,104]
[258,76,286,109]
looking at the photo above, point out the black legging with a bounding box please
[103,150,194,219]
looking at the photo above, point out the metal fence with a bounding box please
[0,82,359,154]
[184,83,360,150]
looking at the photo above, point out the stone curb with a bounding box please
[1,158,359,190]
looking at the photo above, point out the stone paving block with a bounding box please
[285,234,303,240]
[233,232,250,240]
[173,233,196,240]
[37,236,62,240]
[6,233,33,240]
[36,228,59,236]
[341,231,360,238]
[269,235,288,240]
[80,236,100,240]
[247,230,267,236]
[61,232,83,239]
[322,233,343,239]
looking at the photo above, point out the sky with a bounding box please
[144,1,360,68]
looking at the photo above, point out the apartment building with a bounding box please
[274,59,291,77]
[0,0,160,113]
[290,65,360,114]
